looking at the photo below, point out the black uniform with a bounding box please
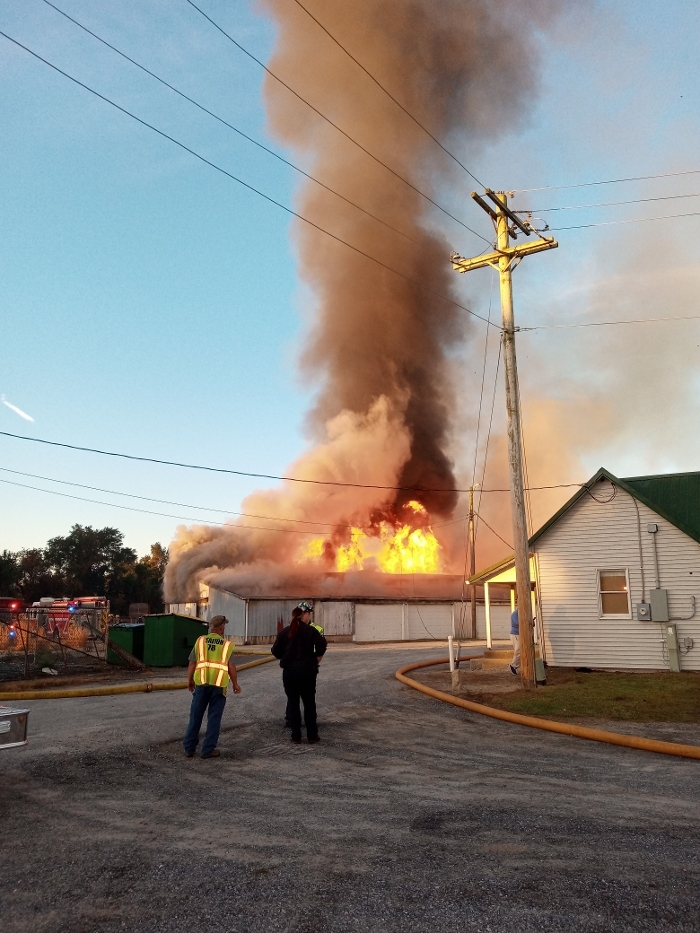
[271,622,327,742]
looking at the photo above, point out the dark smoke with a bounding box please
[259,0,558,515]
[164,0,560,601]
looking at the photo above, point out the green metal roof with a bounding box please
[469,466,700,584]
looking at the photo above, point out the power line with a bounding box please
[0,429,582,494]
[0,30,497,330]
[0,466,342,528]
[471,273,495,488]
[184,0,490,244]
[39,0,420,248]
[288,0,484,188]
[0,476,325,534]
[473,509,512,549]
[521,314,700,331]
[518,191,700,213]
[514,167,700,193]
[549,210,700,231]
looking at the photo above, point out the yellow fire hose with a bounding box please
[0,655,275,701]
[396,656,700,761]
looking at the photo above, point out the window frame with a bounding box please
[597,568,632,619]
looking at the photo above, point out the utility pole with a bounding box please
[451,190,557,688]
[468,486,476,639]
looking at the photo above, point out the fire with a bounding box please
[303,501,441,574]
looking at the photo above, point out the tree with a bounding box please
[0,550,20,595]
[0,528,168,616]
[15,549,56,604]
[43,525,137,597]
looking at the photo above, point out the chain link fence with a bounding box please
[0,608,111,681]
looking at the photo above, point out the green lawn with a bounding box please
[489,668,700,722]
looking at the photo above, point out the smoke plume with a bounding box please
[165,0,561,601]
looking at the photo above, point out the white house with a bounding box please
[470,468,700,671]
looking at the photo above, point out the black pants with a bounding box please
[282,669,318,741]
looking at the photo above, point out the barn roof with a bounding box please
[469,466,700,584]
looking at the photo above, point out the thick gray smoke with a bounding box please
[165,0,560,601]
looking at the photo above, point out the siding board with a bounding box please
[535,479,700,670]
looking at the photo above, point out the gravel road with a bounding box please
[2,645,700,932]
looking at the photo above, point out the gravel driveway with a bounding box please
[2,645,699,932]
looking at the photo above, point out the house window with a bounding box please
[598,570,631,617]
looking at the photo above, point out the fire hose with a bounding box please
[0,655,275,701]
[396,656,700,761]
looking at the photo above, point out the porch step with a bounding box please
[482,648,512,660]
[481,657,512,671]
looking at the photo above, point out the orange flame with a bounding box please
[303,501,441,574]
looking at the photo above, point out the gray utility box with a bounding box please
[636,602,651,621]
[649,588,670,622]
[0,706,29,750]
[666,623,681,673]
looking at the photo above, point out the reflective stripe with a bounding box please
[215,640,233,687]
[193,636,232,688]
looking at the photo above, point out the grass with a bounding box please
[487,668,700,722]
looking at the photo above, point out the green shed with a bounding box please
[143,614,207,667]
[108,622,145,665]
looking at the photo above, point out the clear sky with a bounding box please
[2,0,700,558]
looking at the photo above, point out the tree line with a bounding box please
[0,525,167,617]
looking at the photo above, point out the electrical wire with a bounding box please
[288,0,485,188]
[474,337,502,541]
[0,466,343,528]
[0,476,330,534]
[0,428,585,495]
[549,210,700,231]
[513,168,700,193]
[517,191,700,213]
[471,273,495,488]
[521,314,700,331]
[0,30,497,331]
[39,0,421,248]
[184,0,491,245]
[473,509,511,549]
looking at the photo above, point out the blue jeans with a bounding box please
[183,685,227,756]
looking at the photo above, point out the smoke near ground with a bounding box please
[165,0,562,601]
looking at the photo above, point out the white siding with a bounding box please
[536,479,700,670]
[406,604,453,639]
[315,601,354,636]
[354,604,403,641]
[207,586,247,642]
[452,603,512,640]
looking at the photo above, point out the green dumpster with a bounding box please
[143,614,207,667]
[108,623,145,665]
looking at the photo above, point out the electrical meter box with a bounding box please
[649,588,669,622]
[636,602,651,621]
[666,623,681,673]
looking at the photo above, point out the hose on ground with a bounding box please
[396,656,700,761]
[0,655,275,701]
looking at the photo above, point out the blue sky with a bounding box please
[2,0,700,557]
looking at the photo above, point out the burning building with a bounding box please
[164,1,562,624]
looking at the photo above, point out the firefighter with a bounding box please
[284,601,323,728]
[183,615,241,759]
[273,601,327,744]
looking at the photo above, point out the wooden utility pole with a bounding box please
[468,486,477,639]
[451,190,557,687]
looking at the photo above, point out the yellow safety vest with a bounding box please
[193,634,234,689]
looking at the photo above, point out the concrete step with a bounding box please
[481,658,512,670]
[482,649,512,660]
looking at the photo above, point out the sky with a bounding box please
[1,0,700,562]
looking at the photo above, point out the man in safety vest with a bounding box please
[183,615,241,759]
